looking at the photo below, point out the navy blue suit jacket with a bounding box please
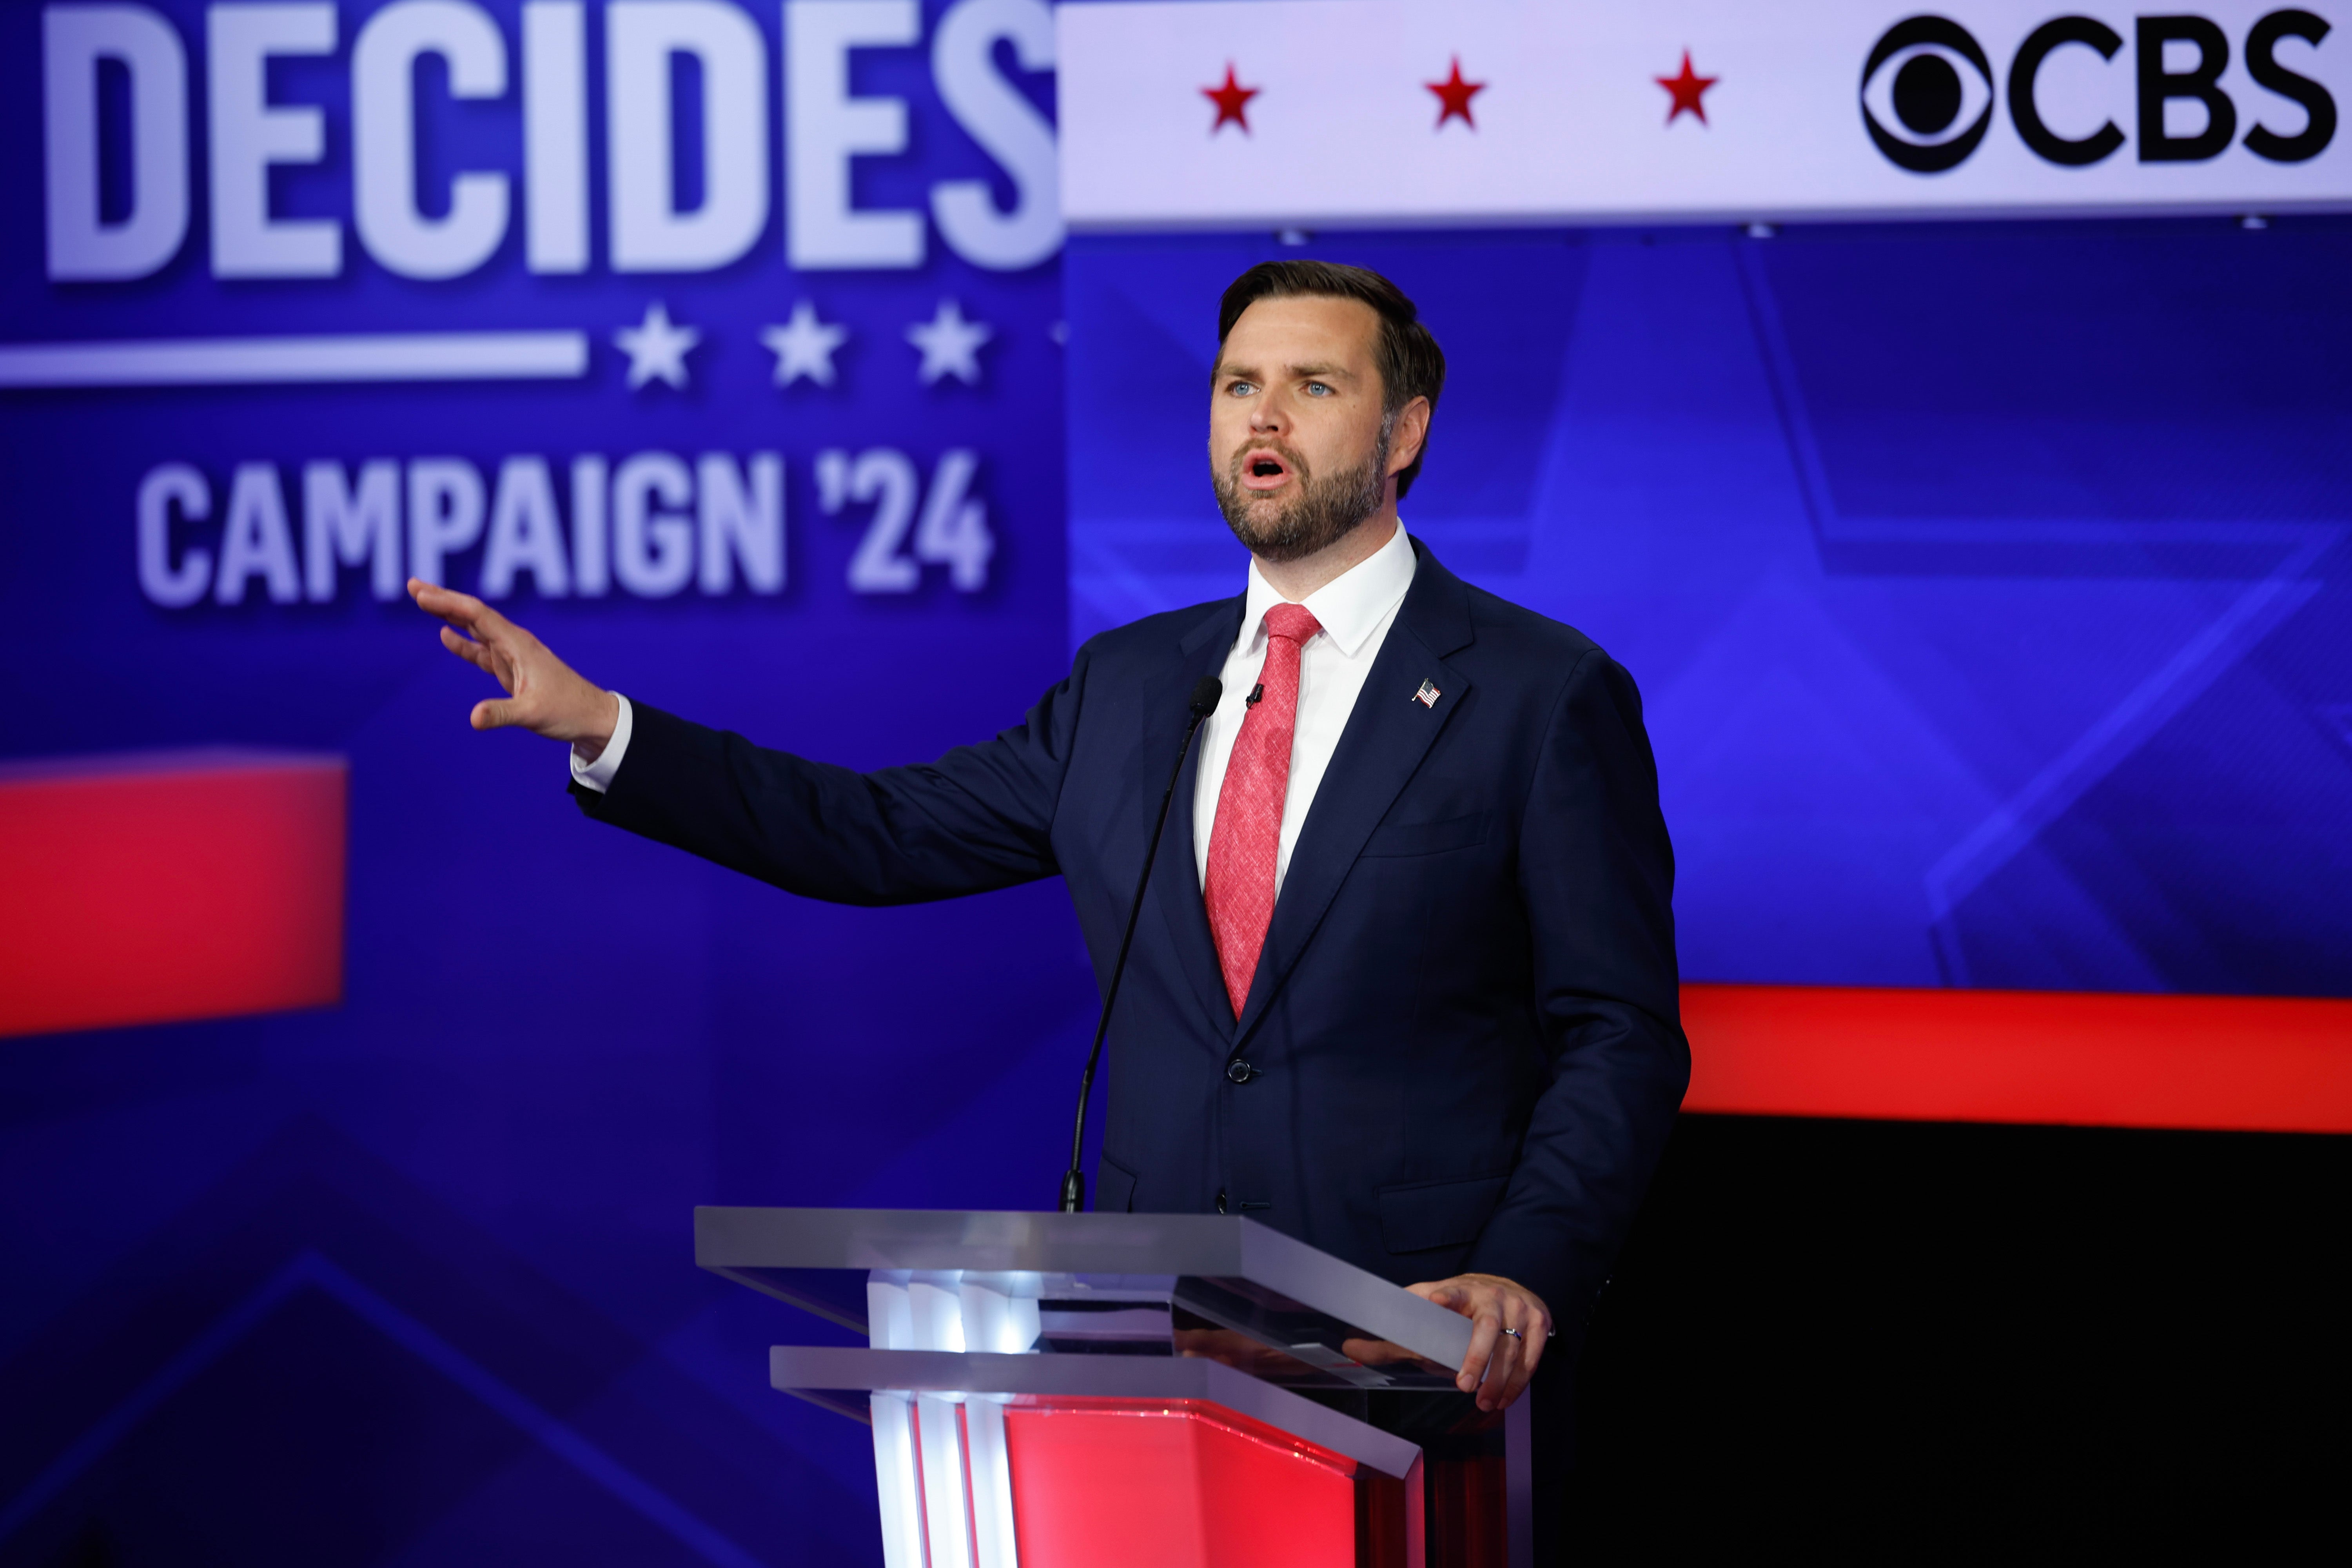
[576,539,1688,1323]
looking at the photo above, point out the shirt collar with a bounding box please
[1240,523,1417,659]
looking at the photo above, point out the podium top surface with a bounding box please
[694,1205,1475,1379]
[700,1205,1332,1276]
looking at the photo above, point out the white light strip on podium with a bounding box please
[0,331,590,388]
[1059,0,2352,229]
[956,1277,1033,1568]
[866,1271,1033,1568]
[868,1395,928,1568]
[866,1279,931,1568]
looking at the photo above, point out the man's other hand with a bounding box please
[1408,1272,1552,1412]
[408,580,617,757]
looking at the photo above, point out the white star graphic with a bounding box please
[759,301,849,388]
[907,299,994,387]
[615,301,700,390]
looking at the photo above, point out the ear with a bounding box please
[1387,396,1432,479]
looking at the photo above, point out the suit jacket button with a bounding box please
[1225,1059,1255,1084]
[1215,1190,1228,1214]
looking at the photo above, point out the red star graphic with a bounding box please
[1203,64,1259,135]
[1657,50,1719,126]
[1426,56,1486,129]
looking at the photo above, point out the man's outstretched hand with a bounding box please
[1408,1272,1553,1413]
[409,579,617,758]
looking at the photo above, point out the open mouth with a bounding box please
[1238,448,1296,492]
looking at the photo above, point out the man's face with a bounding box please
[1209,295,1395,562]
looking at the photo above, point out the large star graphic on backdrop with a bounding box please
[614,302,699,390]
[907,300,994,386]
[760,301,849,388]
[1657,50,1719,126]
[1426,57,1486,129]
[1203,64,1258,134]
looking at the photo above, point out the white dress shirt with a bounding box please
[570,690,633,793]
[576,525,1420,902]
[1192,523,1416,894]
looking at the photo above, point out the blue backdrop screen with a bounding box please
[1067,223,2352,1000]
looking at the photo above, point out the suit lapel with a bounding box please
[1234,542,1477,1046]
[1147,597,1246,1044]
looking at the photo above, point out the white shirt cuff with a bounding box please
[570,693,632,794]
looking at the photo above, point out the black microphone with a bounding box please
[1060,675,1223,1212]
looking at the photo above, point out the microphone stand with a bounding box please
[1060,676,1223,1212]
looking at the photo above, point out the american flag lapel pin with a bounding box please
[1413,679,1441,708]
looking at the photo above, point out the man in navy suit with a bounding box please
[412,261,1687,1503]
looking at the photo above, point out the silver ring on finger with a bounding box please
[1501,1327,1524,1340]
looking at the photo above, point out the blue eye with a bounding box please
[1305,382,1332,396]
[1227,381,1256,396]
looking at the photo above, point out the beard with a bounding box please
[1212,422,1392,563]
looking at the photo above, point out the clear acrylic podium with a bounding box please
[696,1207,1532,1568]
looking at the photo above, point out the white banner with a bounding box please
[1058,0,2350,227]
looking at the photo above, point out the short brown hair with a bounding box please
[1217,260,1447,499]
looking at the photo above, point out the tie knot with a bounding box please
[1263,603,1322,646]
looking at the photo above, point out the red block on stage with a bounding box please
[1682,982,2352,1134]
[0,750,347,1038]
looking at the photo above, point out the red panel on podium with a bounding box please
[0,750,346,1038]
[1002,1399,1368,1568]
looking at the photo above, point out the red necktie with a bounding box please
[1204,603,1323,1017]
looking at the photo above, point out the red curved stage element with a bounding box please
[1683,983,2352,1134]
[0,750,346,1038]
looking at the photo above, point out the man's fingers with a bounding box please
[410,577,485,625]
[1416,1278,1512,1399]
[442,621,531,693]
[413,578,525,650]
[471,698,523,731]
[1410,1281,1469,1312]
[1409,1274,1553,1410]
[1458,1303,1501,1397]
[439,624,489,666]
[1477,1308,1526,1410]
[439,626,521,693]
[1489,1305,1539,1409]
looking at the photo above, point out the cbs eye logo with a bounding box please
[1861,9,2338,173]
[1862,16,1997,171]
